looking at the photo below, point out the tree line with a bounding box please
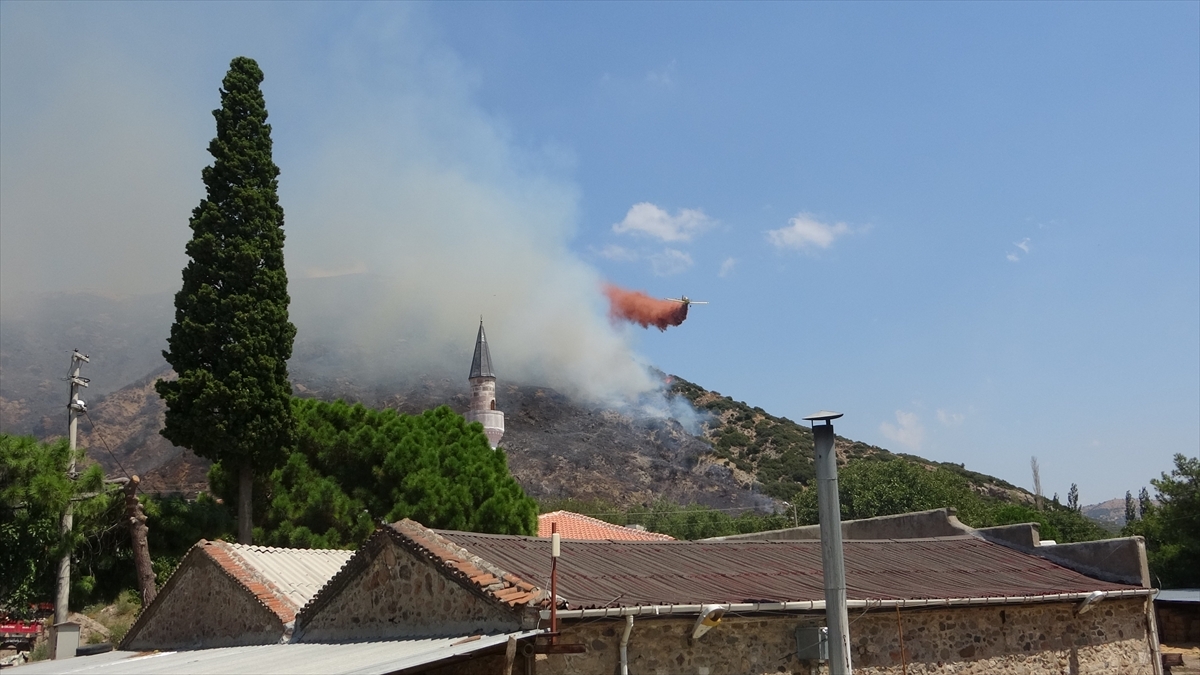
[1,399,536,616]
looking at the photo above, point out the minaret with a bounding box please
[465,320,504,448]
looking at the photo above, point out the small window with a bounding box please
[490,400,496,410]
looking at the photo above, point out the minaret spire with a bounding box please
[465,319,504,448]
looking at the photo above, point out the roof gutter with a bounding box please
[539,588,1156,620]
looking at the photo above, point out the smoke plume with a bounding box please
[603,284,689,332]
[0,5,674,409]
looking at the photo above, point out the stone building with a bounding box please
[96,515,1161,674]
[285,519,1159,674]
[120,540,352,650]
[1156,589,1200,644]
[464,320,504,448]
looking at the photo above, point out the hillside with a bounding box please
[0,291,1037,512]
[669,376,1034,506]
[6,362,1035,516]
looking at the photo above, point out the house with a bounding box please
[1155,589,1200,644]
[537,510,674,541]
[121,540,353,650]
[53,513,1159,674]
[290,519,1157,674]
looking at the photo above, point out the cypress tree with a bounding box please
[156,56,295,544]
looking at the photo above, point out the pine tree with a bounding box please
[1139,487,1153,519]
[1125,490,1137,525]
[156,57,295,544]
[1066,483,1080,512]
[207,400,539,548]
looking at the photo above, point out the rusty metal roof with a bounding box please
[430,530,1141,610]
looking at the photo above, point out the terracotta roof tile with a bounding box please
[198,541,353,623]
[538,511,675,541]
[388,520,554,610]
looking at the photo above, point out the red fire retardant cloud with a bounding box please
[603,284,689,331]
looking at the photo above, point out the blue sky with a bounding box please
[1,2,1196,503]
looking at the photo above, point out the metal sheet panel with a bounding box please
[1157,589,1200,603]
[436,532,1142,609]
[225,544,355,609]
[10,631,542,675]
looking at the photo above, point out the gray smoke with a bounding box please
[0,4,662,407]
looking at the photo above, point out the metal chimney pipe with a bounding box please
[806,411,852,674]
[550,522,560,644]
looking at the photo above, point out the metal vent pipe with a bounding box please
[806,410,852,674]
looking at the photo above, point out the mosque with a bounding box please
[464,320,504,448]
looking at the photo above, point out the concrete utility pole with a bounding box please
[804,410,852,674]
[54,350,89,657]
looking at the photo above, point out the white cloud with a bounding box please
[880,410,925,450]
[612,202,715,242]
[1007,237,1031,262]
[595,244,639,262]
[718,257,737,278]
[766,213,850,251]
[649,248,693,276]
[936,409,964,426]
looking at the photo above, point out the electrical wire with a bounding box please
[82,409,132,480]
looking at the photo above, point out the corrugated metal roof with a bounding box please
[12,631,543,675]
[1157,589,1200,603]
[538,511,674,541]
[224,543,355,610]
[433,531,1141,610]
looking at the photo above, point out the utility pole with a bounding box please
[804,410,852,675]
[54,349,89,658]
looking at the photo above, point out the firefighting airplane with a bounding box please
[666,296,709,307]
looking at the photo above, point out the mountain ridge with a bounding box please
[1,291,1046,513]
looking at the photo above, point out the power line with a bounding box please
[82,409,132,480]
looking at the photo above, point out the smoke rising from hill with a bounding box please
[0,5,662,407]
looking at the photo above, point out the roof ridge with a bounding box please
[391,519,552,608]
[205,540,302,623]
[538,511,675,541]
[224,543,353,556]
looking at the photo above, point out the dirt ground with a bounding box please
[1163,643,1200,674]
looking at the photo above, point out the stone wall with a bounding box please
[122,554,283,650]
[1157,603,1200,644]
[512,598,1154,675]
[296,537,523,641]
[846,598,1154,675]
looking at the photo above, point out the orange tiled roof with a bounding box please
[538,511,674,541]
[198,541,352,623]
[390,520,551,608]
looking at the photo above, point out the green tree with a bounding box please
[156,56,296,544]
[1066,483,1080,512]
[1,435,109,615]
[1124,454,1200,588]
[1125,490,1137,525]
[210,400,538,548]
[1139,487,1153,519]
[143,493,235,584]
[792,458,988,525]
